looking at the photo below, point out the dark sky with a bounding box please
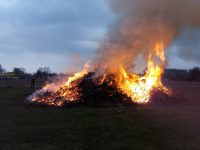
[0,0,199,73]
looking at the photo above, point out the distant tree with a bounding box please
[0,64,6,74]
[189,67,200,81]
[164,68,200,82]
[35,67,51,77]
[164,69,190,81]
[13,67,26,77]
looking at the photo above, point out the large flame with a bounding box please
[116,41,170,104]
[30,42,170,106]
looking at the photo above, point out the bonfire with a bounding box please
[28,41,171,107]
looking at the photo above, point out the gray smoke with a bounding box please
[96,0,200,73]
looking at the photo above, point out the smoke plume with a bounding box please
[96,0,200,73]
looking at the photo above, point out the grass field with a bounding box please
[0,82,200,150]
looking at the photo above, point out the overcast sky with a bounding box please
[0,0,199,73]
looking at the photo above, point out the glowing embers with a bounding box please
[30,64,90,107]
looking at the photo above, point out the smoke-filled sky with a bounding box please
[0,0,200,73]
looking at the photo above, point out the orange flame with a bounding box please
[116,41,171,103]
[31,64,90,106]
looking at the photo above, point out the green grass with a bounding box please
[0,88,199,150]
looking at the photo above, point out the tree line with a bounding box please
[0,64,56,78]
[0,64,200,81]
[163,67,200,82]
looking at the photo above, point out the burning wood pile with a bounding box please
[28,42,171,107]
[27,0,200,107]
[29,73,132,107]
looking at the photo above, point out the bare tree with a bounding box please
[13,67,26,77]
[189,67,200,81]
[0,64,6,74]
[35,67,51,77]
